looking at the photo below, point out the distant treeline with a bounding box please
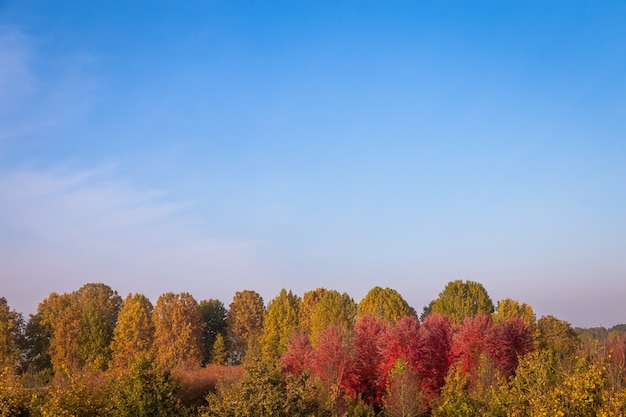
[1,280,625,416]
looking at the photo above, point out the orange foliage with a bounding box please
[173,364,244,408]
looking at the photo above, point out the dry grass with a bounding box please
[173,364,244,408]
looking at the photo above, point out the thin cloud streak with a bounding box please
[0,167,270,315]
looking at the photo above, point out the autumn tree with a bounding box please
[419,314,454,403]
[111,293,155,368]
[198,299,227,365]
[153,292,204,369]
[310,325,356,412]
[383,359,425,417]
[108,356,186,417]
[351,315,389,408]
[379,315,422,379]
[487,318,534,378]
[357,286,414,324]
[260,289,300,362]
[211,333,228,366]
[40,291,81,372]
[297,288,328,334]
[226,290,265,364]
[282,332,314,377]
[451,314,493,381]
[0,297,24,371]
[536,315,579,362]
[24,310,53,379]
[39,283,122,373]
[309,290,356,345]
[493,298,536,327]
[423,280,494,323]
[75,283,123,371]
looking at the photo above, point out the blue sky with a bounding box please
[1,1,625,327]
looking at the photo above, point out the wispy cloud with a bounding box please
[0,166,270,315]
[0,25,99,144]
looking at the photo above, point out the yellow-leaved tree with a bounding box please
[111,293,155,368]
[153,292,204,369]
[357,286,414,324]
[226,290,265,364]
[259,289,300,362]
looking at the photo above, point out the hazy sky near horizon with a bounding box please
[1,1,625,327]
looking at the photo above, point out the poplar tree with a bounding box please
[153,292,204,369]
[226,290,265,364]
[260,289,300,362]
[76,283,122,371]
[111,293,155,368]
[41,283,122,373]
[297,288,327,334]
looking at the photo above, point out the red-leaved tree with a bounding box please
[418,313,453,402]
[487,318,534,378]
[311,325,356,397]
[281,331,313,376]
[379,316,422,386]
[352,315,389,408]
[451,313,493,381]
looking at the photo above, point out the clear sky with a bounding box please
[1,1,625,327]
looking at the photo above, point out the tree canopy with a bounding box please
[423,279,494,323]
[357,286,414,324]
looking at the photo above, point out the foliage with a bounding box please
[108,357,186,417]
[198,299,227,365]
[76,283,123,371]
[493,298,536,327]
[259,289,300,362]
[282,331,314,376]
[311,325,357,399]
[298,288,328,334]
[383,359,426,417]
[210,333,228,366]
[38,367,111,417]
[432,367,485,417]
[110,293,155,369]
[202,361,328,417]
[39,284,122,373]
[379,316,422,387]
[423,280,494,323]
[488,318,534,379]
[153,292,204,369]
[352,315,389,408]
[357,286,414,324]
[309,290,357,345]
[418,314,453,402]
[0,298,24,372]
[0,366,31,417]
[226,290,265,365]
[23,310,53,379]
[451,314,492,380]
[537,315,579,362]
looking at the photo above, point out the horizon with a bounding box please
[1,1,625,328]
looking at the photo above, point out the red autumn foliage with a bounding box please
[379,316,422,382]
[418,314,453,401]
[311,325,356,396]
[351,315,389,407]
[452,314,493,380]
[281,331,313,376]
[487,318,534,378]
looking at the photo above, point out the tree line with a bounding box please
[1,280,625,416]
